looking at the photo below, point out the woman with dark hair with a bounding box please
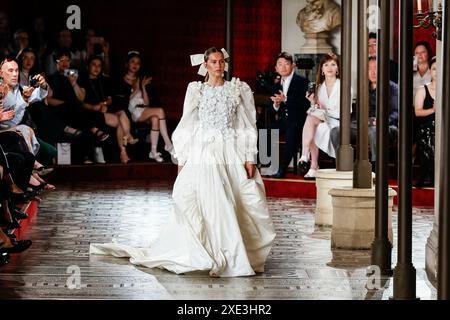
[413,41,433,98]
[299,52,341,179]
[91,47,276,278]
[18,48,42,87]
[80,56,137,164]
[414,56,437,188]
[114,51,174,162]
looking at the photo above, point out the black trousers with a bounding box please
[268,120,303,174]
[48,103,107,133]
[0,134,35,192]
[27,102,66,145]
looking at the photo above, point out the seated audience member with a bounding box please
[18,48,67,145]
[47,49,110,163]
[44,29,82,76]
[29,16,49,72]
[412,41,433,156]
[413,41,433,99]
[330,57,398,168]
[79,56,137,164]
[80,29,111,76]
[0,58,55,190]
[12,29,30,59]
[368,32,398,84]
[114,51,174,163]
[414,57,437,188]
[268,52,310,179]
[0,57,46,156]
[299,53,341,179]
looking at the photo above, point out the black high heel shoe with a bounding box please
[29,183,45,192]
[0,239,32,254]
[6,218,20,230]
[10,191,33,204]
[12,208,28,220]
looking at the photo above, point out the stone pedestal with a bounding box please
[300,32,334,54]
[315,169,354,227]
[329,187,396,250]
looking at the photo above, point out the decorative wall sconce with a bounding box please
[415,0,443,40]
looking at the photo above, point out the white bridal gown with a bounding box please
[90,78,276,277]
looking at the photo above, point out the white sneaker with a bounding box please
[149,151,164,163]
[304,168,317,179]
[94,147,106,164]
[164,144,175,156]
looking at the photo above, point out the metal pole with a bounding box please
[371,0,393,277]
[392,0,417,300]
[337,0,354,172]
[353,0,372,188]
[438,0,450,300]
[225,0,233,80]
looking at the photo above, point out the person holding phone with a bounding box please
[299,53,341,179]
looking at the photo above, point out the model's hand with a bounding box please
[245,162,256,179]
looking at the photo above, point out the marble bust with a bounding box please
[296,0,341,54]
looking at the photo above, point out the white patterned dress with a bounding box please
[90,78,276,277]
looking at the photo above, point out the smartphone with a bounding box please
[413,55,418,71]
[29,76,40,88]
[64,69,78,77]
[307,82,316,96]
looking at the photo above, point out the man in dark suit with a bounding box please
[268,52,310,178]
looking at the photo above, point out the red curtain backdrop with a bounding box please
[4,0,281,119]
[232,0,281,88]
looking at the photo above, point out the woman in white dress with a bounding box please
[90,47,276,277]
[298,53,340,179]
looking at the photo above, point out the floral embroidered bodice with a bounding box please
[198,82,239,136]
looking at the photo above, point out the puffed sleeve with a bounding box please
[171,82,201,166]
[235,79,258,164]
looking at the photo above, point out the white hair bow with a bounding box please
[190,48,230,76]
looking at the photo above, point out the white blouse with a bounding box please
[317,78,341,120]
